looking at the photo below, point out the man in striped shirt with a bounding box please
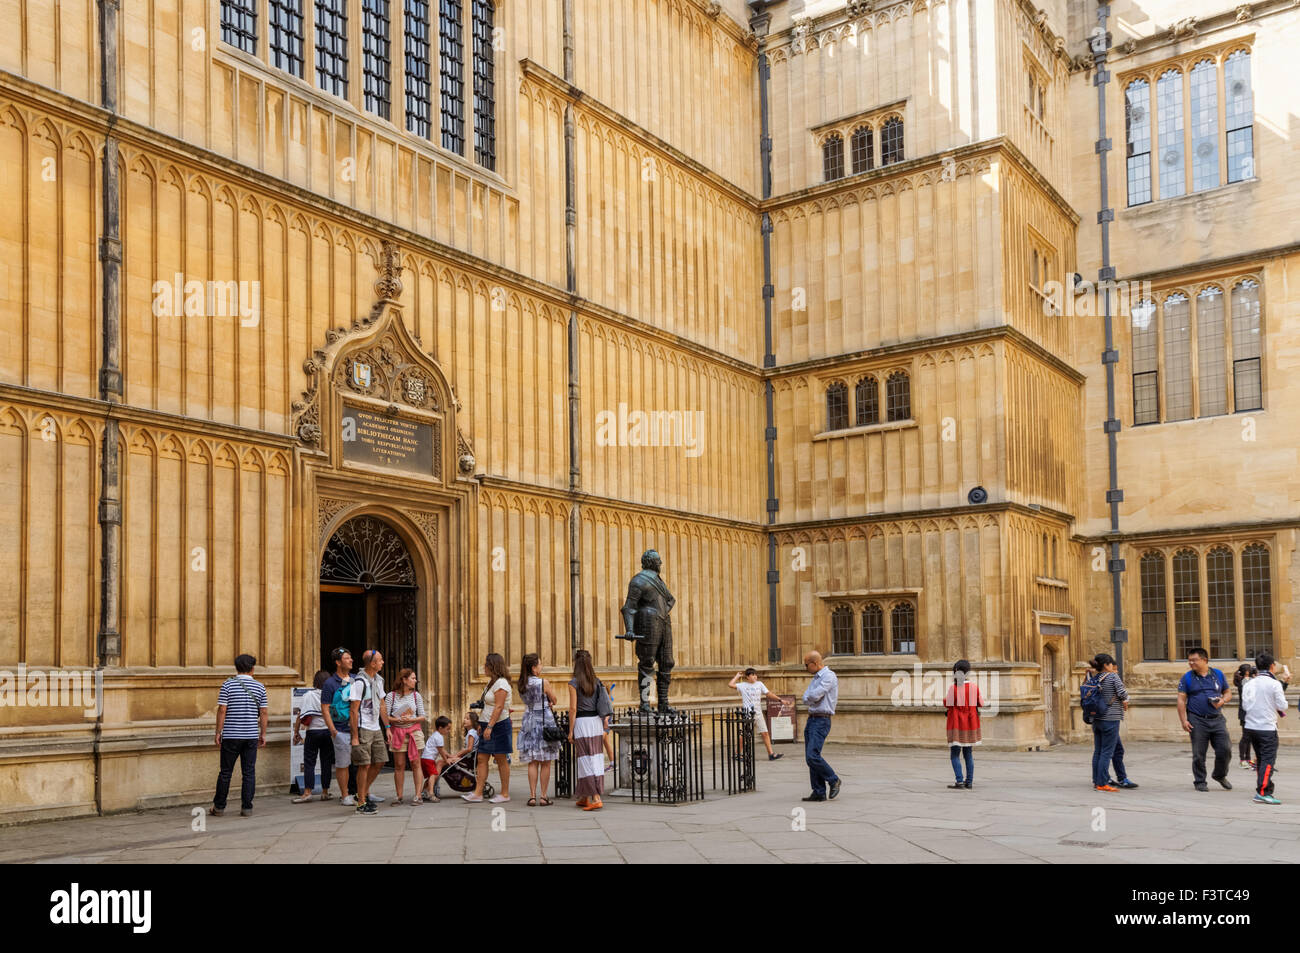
[210,654,269,817]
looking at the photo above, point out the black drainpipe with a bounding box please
[749,3,780,664]
[1090,5,1128,672]
[94,0,124,815]
[563,0,582,653]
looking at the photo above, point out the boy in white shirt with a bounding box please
[1242,652,1289,805]
[420,715,453,802]
[729,668,783,761]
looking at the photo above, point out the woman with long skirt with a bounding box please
[567,649,606,811]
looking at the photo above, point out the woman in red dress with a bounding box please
[944,659,982,789]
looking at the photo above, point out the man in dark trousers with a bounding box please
[801,651,840,802]
[1177,647,1233,792]
[210,654,269,817]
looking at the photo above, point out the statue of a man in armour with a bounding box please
[618,549,677,716]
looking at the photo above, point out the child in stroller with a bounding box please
[432,712,494,800]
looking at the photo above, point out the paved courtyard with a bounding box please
[4,742,1297,864]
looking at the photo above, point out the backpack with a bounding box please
[1080,672,1107,724]
[330,676,366,727]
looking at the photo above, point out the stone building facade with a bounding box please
[0,0,1294,820]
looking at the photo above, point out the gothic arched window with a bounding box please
[850,125,873,174]
[885,370,911,422]
[831,605,855,655]
[823,133,845,181]
[826,381,849,431]
[880,117,904,165]
[855,376,878,426]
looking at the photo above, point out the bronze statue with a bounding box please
[617,549,678,716]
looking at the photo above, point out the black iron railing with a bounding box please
[552,706,756,803]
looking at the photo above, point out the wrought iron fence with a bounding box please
[552,706,755,803]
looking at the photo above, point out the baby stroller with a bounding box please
[433,749,494,800]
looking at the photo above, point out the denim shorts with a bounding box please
[478,719,513,755]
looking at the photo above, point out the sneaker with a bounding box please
[948,782,966,789]
[1194,782,1209,792]
[1115,779,1139,789]
[240,808,252,817]
[207,806,224,816]
[340,795,357,806]
[357,801,378,815]
[1241,759,1255,769]
[1254,794,1281,805]
[962,780,972,789]
[488,794,511,804]
[828,779,842,800]
[1094,784,1118,792]
[769,753,784,761]
[801,793,826,802]
[1216,777,1233,791]
[368,795,385,803]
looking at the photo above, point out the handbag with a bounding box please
[595,679,614,718]
[540,684,566,743]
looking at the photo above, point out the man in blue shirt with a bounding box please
[321,647,360,805]
[1177,647,1233,792]
[801,651,840,802]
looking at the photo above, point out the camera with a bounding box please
[469,700,485,711]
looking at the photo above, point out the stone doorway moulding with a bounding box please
[291,239,480,718]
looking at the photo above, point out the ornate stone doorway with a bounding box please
[318,515,419,677]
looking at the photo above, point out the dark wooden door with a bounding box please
[319,590,366,673]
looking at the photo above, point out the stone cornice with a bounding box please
[771,500,1077,534]
[474,475,768,535]
[1075,0,1291,72]
[0,383,298,448]
[762,137,1081,228]
[766,325,1088,387]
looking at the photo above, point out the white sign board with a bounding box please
[290,687,310,793]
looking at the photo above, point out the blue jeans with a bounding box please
[949,745,973,782]
[214,737,259,811]
[804,715,838,795]
[1091,721,1125,786]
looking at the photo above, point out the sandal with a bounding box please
[539,797,553,806]
[527,797,537,807]
[394,796,404,804]
[321,791,333,800]
[411,796,423,805]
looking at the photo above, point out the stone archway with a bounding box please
[319,515,420,676]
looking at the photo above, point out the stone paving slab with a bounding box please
[2,742,1297,864]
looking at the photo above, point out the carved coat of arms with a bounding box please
[351,361,372,390]
[404,375,426,405]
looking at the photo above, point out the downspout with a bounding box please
[1090,5,1128,672]
[95,0,124,814]
[749,4,780,663]
[563,0,582,653]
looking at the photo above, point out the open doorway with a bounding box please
[318,516,419,679]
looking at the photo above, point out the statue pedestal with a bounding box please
[608,712,703,804]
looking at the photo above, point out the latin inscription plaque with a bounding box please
[341,404,435,477]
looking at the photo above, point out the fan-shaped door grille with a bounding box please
[320,516,416,589]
